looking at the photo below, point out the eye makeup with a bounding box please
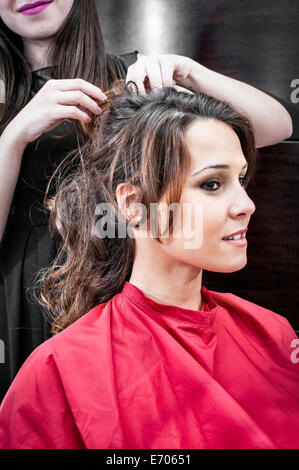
[199,175,250,192]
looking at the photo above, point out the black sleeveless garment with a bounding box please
[0,52,138,402]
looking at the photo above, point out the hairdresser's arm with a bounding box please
[179,58,293,147]
[127,54,292,148]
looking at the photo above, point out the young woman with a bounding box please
[0,84,298,449]
[0,0,293,402]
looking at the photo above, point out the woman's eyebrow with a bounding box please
[191,162,248,177]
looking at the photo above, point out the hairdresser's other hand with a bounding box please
[126,53,194,94]
[5,78,107,146]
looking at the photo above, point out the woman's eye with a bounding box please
[200,179,221,191]
[200,176,250,192]
[239,176,250,188]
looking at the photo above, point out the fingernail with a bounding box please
[127,84,136,93]
[97,107,103,115]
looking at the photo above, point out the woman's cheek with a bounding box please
[202,204,221,240]
[0,1,12,10]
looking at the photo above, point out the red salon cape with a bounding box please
[0,282,298,449]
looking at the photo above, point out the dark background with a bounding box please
[96,0,299,331]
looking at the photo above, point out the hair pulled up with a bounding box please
[37,82,257,334]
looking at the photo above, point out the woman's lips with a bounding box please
[17,1,52,16]
[222,237,247,247]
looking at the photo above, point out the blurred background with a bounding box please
[96,0,299,331]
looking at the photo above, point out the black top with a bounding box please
[0,51,138,402]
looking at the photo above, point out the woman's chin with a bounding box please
[206,257,248,274]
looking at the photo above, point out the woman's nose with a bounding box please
[229,187,256,218]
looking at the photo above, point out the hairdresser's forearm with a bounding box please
[0,128,26,241]
[180,60,293,148]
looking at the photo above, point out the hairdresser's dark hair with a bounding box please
[38,83,257,334]
[0,0,116,134]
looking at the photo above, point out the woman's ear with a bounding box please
[115,183,142,224]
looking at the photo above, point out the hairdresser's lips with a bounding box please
[17,0,53,16]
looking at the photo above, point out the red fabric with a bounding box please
[0,282,298,449]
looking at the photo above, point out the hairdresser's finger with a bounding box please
[43,78,107,101]
[55,104,92,123]
[126,76,146,95]
[142,56,164,90]
[158,57,176,87]
[126,55,163,93]
[126,67,146,95]
[173,84,194,94]
[56,90,102,116]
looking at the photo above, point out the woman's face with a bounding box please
[0,0,74,40]
[150,118,256,273]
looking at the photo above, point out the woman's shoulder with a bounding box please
[18,301,108,367]
[44,301,109,352]
[207,288,297,339]
[0,301,109,404]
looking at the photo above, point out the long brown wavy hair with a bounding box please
[0,0,116,133]
[38,83,257,335]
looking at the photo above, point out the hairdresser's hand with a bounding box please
[126,53,195,93]
[5,78,107,146]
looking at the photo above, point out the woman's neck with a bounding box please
[23,37,54,72]
[129,242,203,311]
